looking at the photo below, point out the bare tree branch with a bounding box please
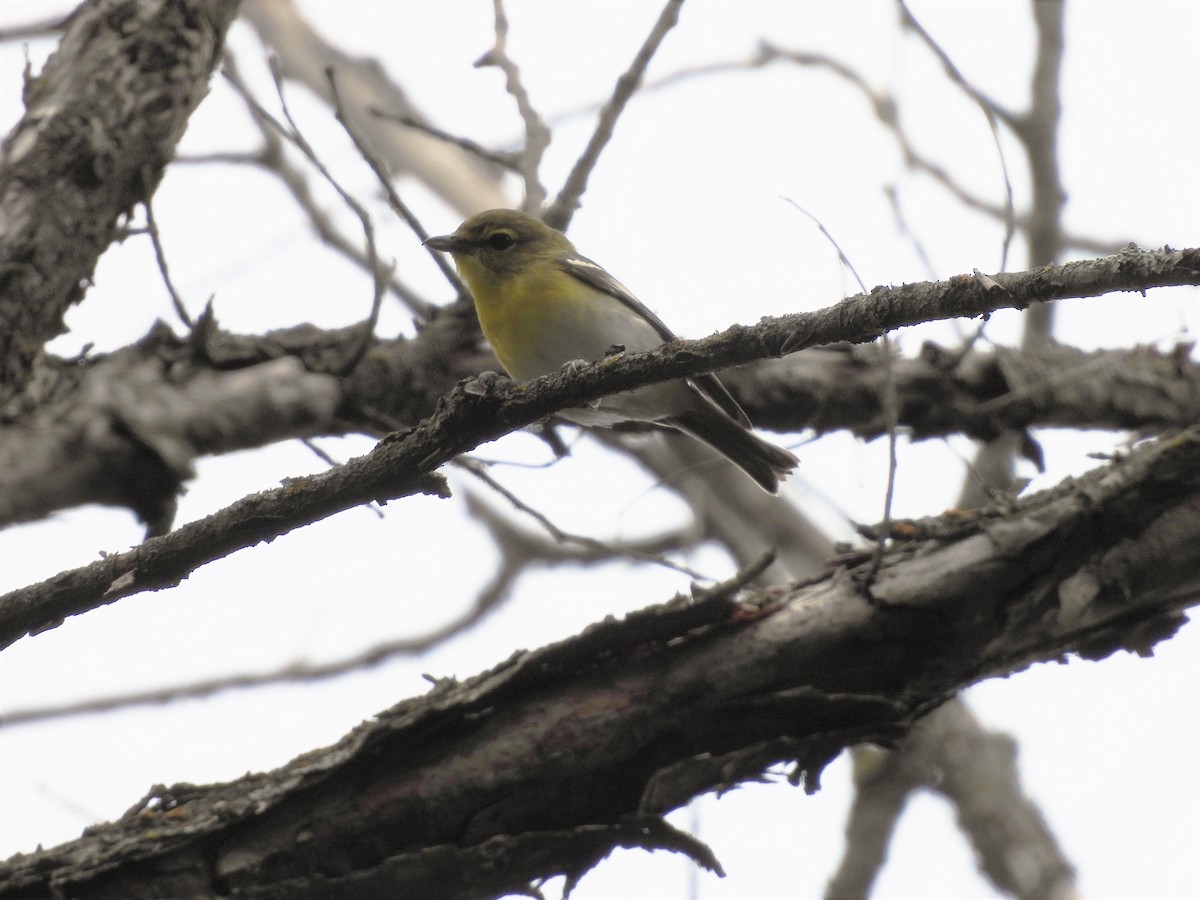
[545,0,685,229]
[0,473,689,729]
[2,425,1196,897]
[547,36,1123,258]
[616,428,836,583]
[0,12,71,42]
[142,194,194,328]
[898,1,1019,269]
[474,0,551,211]
[321,68,463,296]
[924,703,1075,898]
[827,703,1075,900]
[0,346,341,536]
[218,51,435,318]
[1018,0,1068,337]
[0,0,242,402]
[833,5,1076,886]
[369,108,521,172]
[0,311,482,532]
[0,246,1195,649]
[456,457,704,578]
[238,0,508,217]
[723,340,1200,443]
[3,310,1196,538]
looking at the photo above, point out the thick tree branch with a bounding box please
[724,340,1200,443]
[11,319,1198,534]
[1,425,1196,898]
[0,304,480,532]
[0,0,242,401]
[0,248,1196,649]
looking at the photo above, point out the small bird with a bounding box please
[424,209,797,493]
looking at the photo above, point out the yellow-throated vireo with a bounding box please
[425,209,798,493]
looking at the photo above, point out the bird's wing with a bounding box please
[558,254,752,427]
[558,254,677,341]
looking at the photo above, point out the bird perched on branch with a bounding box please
[425,208,797,493]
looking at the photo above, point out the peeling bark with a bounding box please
[1,425,1196,898]
[0,0,242,399]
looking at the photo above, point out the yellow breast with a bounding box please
[457,258,612,382]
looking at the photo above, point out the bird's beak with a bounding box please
[424,233,467,253]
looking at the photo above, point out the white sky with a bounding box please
[1,2,1198,898]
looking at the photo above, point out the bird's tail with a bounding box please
[669,409,798,494]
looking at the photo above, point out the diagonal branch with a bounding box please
[545,0,686,229]
[0,247,1196,649]
[7,320,1196,535]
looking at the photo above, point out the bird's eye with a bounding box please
[487,232,515,251]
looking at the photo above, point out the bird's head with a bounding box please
[425,209,572,283]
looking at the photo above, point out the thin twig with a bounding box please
[782,198,898,582]
[370,107,519,171]
[318,66,464,295]
[475,0,551,210]
[545,0,686,230]
[455,457,704,579]
[690,550,776,604]
[546,37,1118,258]
[0,12,71,42]
[898,2,1018,270]
[897,2,1019,130]
[220,53,435,319]
[0,601,508,727]
[763,39,1020,261]
[884,185,937,280]
[173,150,262,166]
[865,355,901,584]
[545,55,769,128]
[142,192,193,328]
[316,65,391,372]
